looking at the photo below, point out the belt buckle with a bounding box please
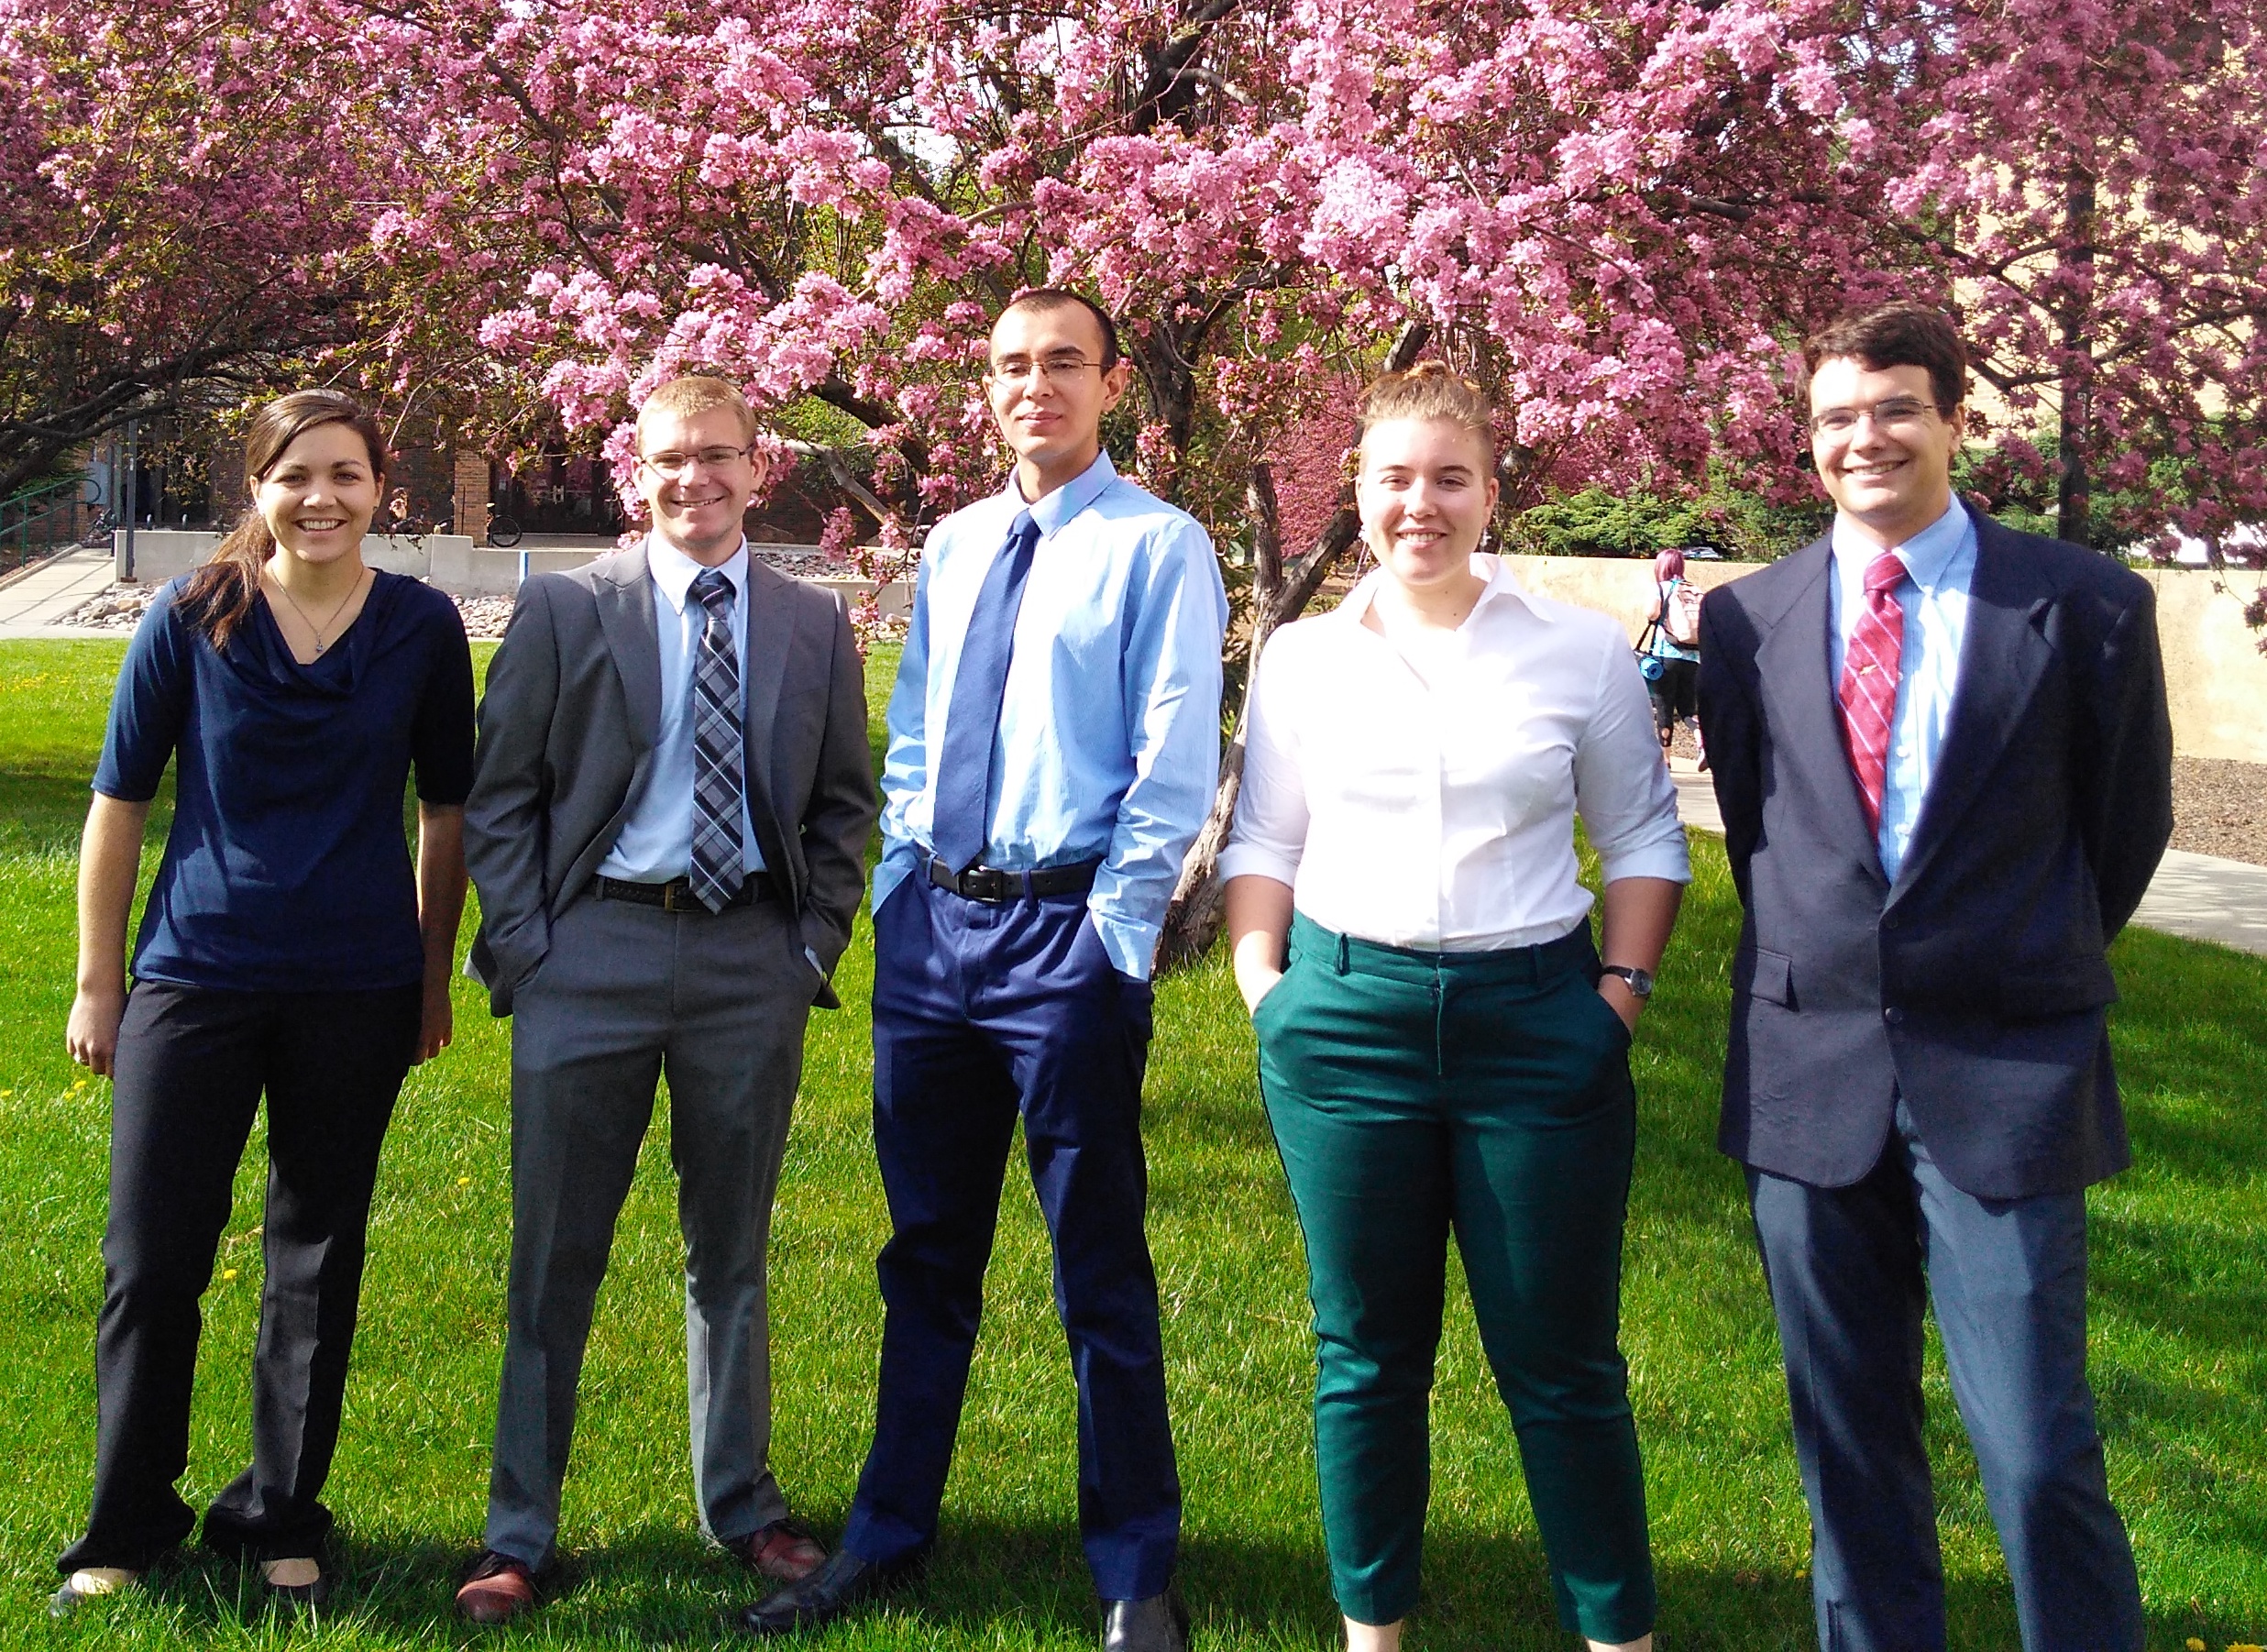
[965,865,1007,902]
[662,880,688,912]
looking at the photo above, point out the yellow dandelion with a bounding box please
[457,1176,471,1186]
[2228,1643,2265,1652]
[221,1269,238,1281]
[2186,1640,2205,1651]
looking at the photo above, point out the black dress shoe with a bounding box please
[1102,1588,1190,1652]
[739,1547,908,1636]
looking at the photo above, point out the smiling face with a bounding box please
[986,301,1131,500]
[1357,415,1501,598]
[1808,356,1963,549]
[633,402,766,566]
[255,421,382,567]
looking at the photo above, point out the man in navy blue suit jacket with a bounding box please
[1698,301,2172,1651]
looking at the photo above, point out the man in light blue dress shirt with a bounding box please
[745,292,1226,1651]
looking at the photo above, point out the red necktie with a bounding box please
[1838,550,1907,838]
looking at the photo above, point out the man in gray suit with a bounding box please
[455,376,877,1624]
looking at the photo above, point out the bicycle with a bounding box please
[485,505,523,548]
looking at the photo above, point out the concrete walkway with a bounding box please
[1667,757,2267,959]
[0,546,117,638]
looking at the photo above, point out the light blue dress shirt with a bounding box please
[875,451,1229,979]
[598,535,765,882]
[1827,501,1977,880]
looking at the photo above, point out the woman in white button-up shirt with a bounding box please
[1222,364,1688,1652]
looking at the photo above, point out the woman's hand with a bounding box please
[69,794,151,1081]
[1238,965,1286,1017]
[413,803,468,1065]
[1225,874,1295,1023]
[1597,975,1642,1034]
[66,984,127,1077]
[414,980,455,1063]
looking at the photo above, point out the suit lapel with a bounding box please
[1755,538,1885,880]
[740,560,798,887]
[1887,512,2054,901]
[594,551,663,755]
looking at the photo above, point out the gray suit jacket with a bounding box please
[464,547,877,1016]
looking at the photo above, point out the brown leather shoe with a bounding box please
[723,1518,828,1584]
[455,1550,539,1625]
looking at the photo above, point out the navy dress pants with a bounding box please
[842,875,1181,1601]
[1748,1103,2144,1652]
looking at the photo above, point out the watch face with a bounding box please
[1607,965,1654,997]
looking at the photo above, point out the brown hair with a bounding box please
[1356,360,1497,458]
[182,390,389,649]
[638,375,759,445]
[1803,301,1968,413]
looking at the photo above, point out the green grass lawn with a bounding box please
[1,636,2261,1650]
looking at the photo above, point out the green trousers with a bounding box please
[1256,912,1656,1640]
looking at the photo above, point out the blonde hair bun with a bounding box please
[1356,361,1496,455]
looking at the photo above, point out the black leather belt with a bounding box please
[927,856,1102,904]
[595,872,778,911]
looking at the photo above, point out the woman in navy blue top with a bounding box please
[53,391,473,1615]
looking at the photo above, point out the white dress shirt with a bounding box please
[598,534,765,882]
[1219,554,1690,952]
[1826,501,1976,880]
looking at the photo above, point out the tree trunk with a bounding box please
[2056,160,2097,548]
[1153,318,1431,971]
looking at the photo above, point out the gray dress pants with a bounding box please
[484,887,817,1567]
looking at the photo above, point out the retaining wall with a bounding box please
[105,534,2264,762]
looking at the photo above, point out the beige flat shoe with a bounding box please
[49,1567,138,1618]
[259,1556,331,1607]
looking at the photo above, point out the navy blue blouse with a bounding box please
[94,571,476,993]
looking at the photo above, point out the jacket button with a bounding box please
[1884,1007,1904,1026]
[1882,914,1900,931]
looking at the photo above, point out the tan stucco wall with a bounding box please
[1501,554,2267,765]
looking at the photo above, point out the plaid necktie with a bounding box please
[931,511,1040,875]
[1838,550,1908,840]
[687,568,743,912]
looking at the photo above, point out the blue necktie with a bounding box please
[931,511,1040,874]
[687,568,744,912]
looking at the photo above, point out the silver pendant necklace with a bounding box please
[268,567,369,656]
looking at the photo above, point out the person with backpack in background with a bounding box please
[1640,548,1704,768]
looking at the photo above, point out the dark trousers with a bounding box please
[842,875,1180,1601]
[60,980,421,1573]
[1748,1104,2144,1652]
[1645,657,1698,741]
[1257,913,1655,1640]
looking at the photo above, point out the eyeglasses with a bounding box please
[1809,398,1944,438]
[987,355,1106,390]
[638,444,754,478]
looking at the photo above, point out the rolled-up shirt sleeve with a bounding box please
[1576,641,1691,886]
[1218,628,1307,888]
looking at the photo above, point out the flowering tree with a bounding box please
[1821,3,2267,553]
[0,1,387,500]
[16,0,2262,950]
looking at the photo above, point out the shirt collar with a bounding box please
[1339,552,1543,627]
[644,534,750,614]
[1007,449,1118,540]
[1831,499,1972,593]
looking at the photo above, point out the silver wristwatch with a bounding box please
[1600,964,1655,998]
